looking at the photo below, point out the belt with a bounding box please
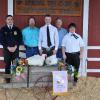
[25,45,38,49]
[66,51,80,54]
[42,46,55,51]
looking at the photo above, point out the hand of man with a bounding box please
[39,49,43,55]
[53,50,57,55]
[7,45,17,52]
[7,47,14,52]
[80,54,83,60]
[63,54,67,60]
[13,45,17,51]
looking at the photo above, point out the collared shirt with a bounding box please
[38,24,59,50]
[57,28,67,48]
[7,24,13,29]
[62,32,84,53]
[22,26,39,47]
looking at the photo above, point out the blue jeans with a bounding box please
[56,48,63,59]
[26,46,39,58]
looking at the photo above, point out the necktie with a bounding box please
[47,26,51,47]
[9,26,12,30]
[71,34,78,39]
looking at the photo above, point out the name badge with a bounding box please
[46,47,50,51]
[14,31,17,35]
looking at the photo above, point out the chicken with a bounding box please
[45,55,58,66]
[27,54,46,66]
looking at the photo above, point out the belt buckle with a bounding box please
[46,47,50,51]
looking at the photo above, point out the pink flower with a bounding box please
[15,76,21,81]
[20,72,27,80]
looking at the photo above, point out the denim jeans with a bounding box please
[26,46,39,58]
[56,48,63,59]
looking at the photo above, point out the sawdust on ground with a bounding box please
[0,77,100,100]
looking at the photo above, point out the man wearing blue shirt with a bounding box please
[55,18,67,59]
[22,18,39,58]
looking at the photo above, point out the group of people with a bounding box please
[0,14,84,85]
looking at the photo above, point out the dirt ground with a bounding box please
[0,77,100,100]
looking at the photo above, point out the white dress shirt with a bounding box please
[38,24,59,50]
[7,24,13,29]
[62,32,84,53]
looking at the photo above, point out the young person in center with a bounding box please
[38,15,59,57]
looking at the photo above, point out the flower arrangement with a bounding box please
[58,62,65,70]
[11,58,27,81]
[58,61,78,77]
[16,66,23,73]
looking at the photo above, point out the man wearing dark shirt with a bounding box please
[0,15,22,83]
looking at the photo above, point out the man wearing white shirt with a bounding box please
[38,15,59,57]
[62,23,84,85]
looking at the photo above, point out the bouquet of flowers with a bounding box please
[11,58,28,81]
[58,61,78,77]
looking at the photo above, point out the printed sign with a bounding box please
[52,71,68,95]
